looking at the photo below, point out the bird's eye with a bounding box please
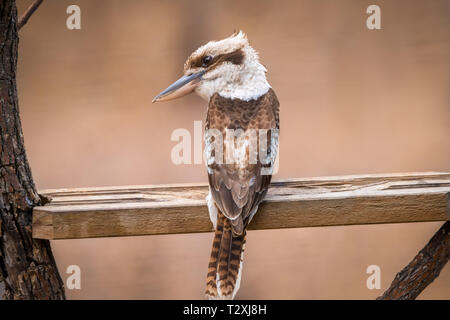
[202,55,213,67]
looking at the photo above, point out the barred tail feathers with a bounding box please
[205,211,246,300]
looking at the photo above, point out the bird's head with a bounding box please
[152,31,270,103]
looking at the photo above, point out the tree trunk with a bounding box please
[0,0,65,299]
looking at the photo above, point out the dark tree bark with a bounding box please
[0,0,65,299]
[378,221,450,300]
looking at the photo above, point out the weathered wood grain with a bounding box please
[32,172,450,240]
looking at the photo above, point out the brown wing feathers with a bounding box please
[206,89,279,225]
[205,88,279,299]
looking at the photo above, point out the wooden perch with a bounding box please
[32,172,450,240]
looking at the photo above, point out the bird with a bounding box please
[153,31,279,299]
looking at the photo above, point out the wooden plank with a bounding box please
[32,172,450,240]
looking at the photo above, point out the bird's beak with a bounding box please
[152,71,205,103]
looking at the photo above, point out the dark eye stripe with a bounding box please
[190,48,244,69]
[219,48,244,65]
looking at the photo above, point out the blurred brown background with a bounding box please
[16,0,449,299]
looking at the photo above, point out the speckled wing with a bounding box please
[205,88,280,235]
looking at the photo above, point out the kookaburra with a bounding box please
[153,31,279,299]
